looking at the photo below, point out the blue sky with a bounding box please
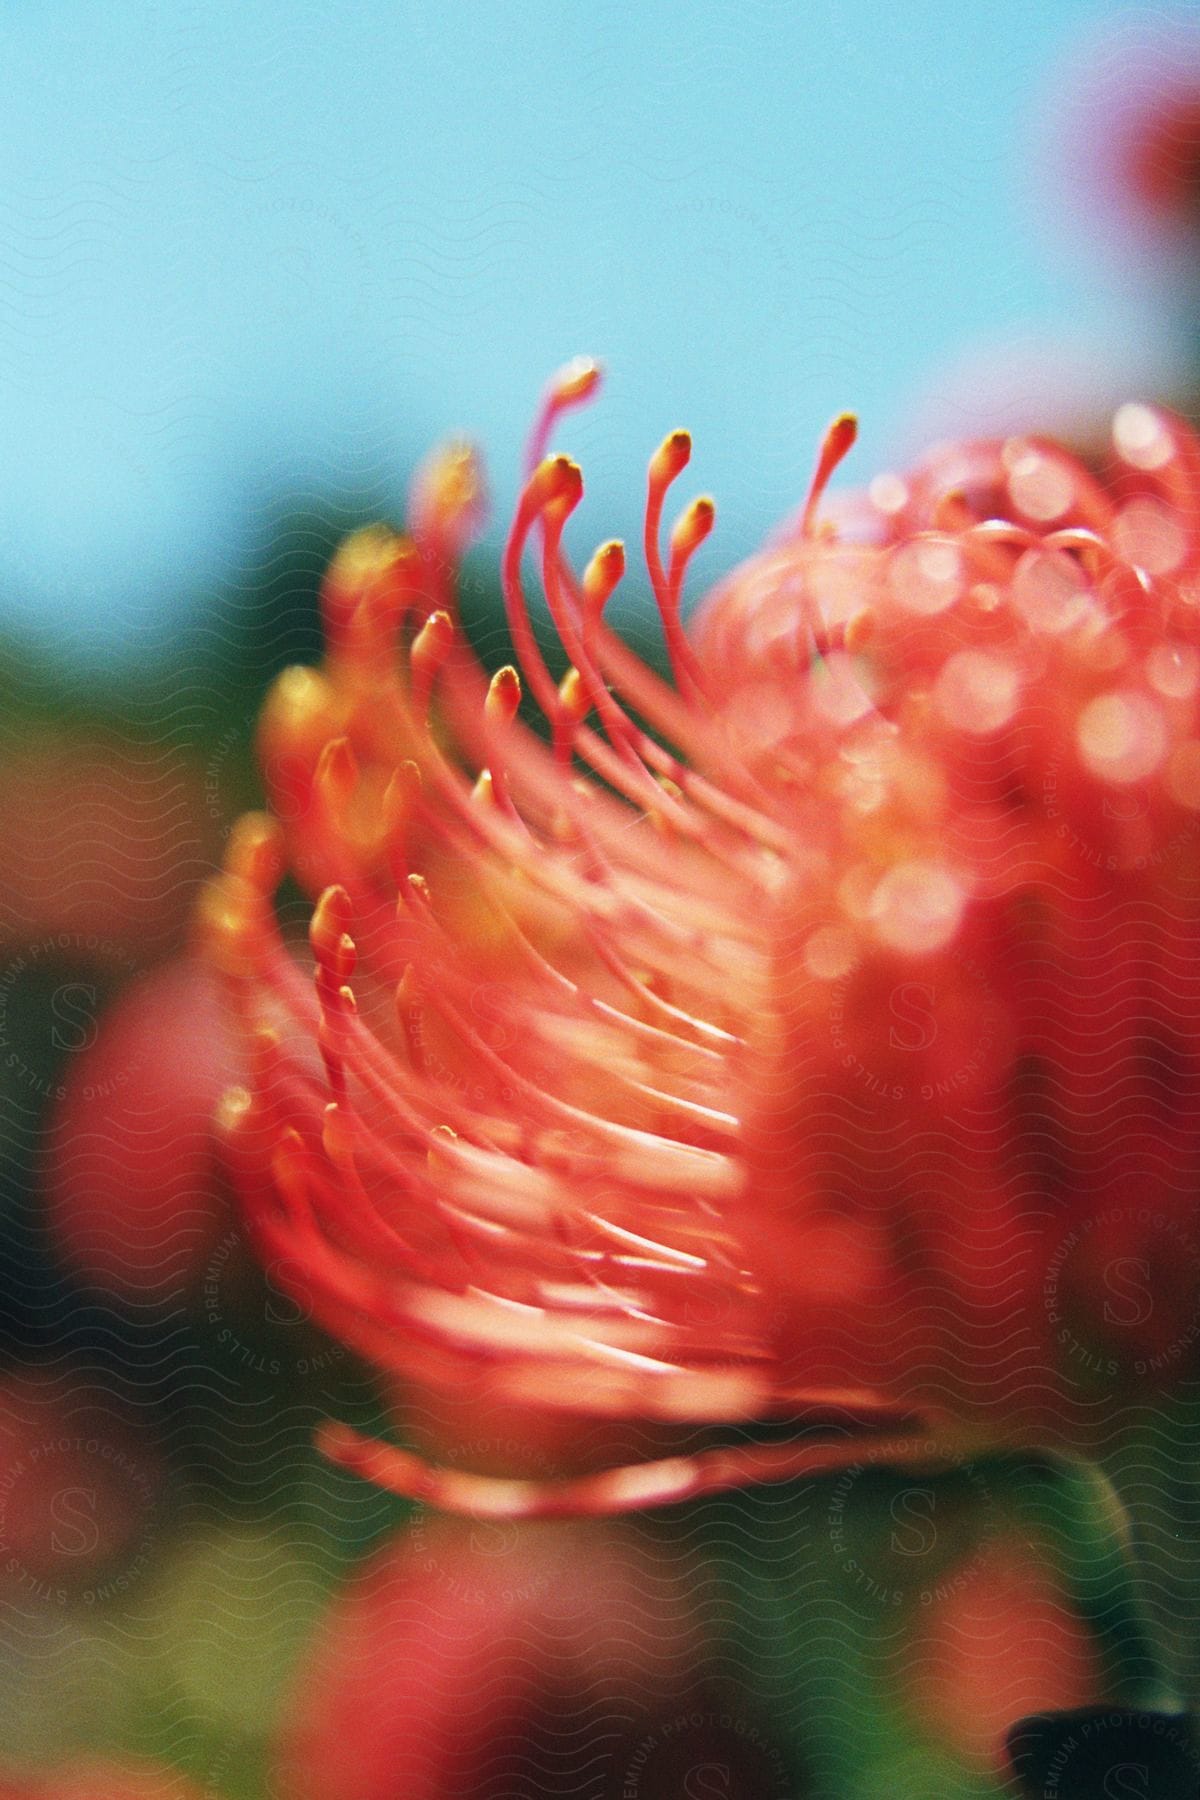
[0,0,1187,661]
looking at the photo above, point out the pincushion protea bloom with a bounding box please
[202,362,1200,1518]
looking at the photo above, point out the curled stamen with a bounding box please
[315,1412,959,1519]
[483,664,522,811]
[645,431,711,700]
[524,355,603,477]
[310,885,357,1103]
[408,440,487,612]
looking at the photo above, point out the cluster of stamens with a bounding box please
[201,366,1200,1516]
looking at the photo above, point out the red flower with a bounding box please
[44,958,235,1303]
[1056,26,1200,262]
[203,367,1200,1516]
[902,1548,1103,1774]
[0,1363,164,1606]
[271,1517,792,1800]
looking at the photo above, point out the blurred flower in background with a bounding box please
[270,1518,800,1800]
[43,959,234,1306]
[1059,21,1200,268]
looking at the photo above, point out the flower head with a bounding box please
[203,368,1200,1516]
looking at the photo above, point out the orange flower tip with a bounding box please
[410,439,487,545]
[471,767,498,808]
[315,735,358,808]
[485,663,522,727]
[214,1084,253,1138]
[322,1100,357,1163]
[395,965,418,1006]
[382,759,422,827]
[319,524,415,647]
[411,608,456,683]
[828,410,858,453]
[406,871,433,912]
[527,453,584,517]
[558,665,588,718]
[225,811,286,894]
[258,664,339,758]
[194,874,264,979]
[550,354,602,406]
[583,538,625,610]
[428,1122,459,1169]
[271,1128,310,1199]
[250,1024,282,1086]
[932,486,972,532]
[326,523,412,594]
[669,494,716,559]
[310,885,356,972]
[650,429,692,487]
[801,410,859,535]
[314,1419,358,1466]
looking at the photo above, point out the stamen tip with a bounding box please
[552,355,602,405]
[652,430,692,486]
